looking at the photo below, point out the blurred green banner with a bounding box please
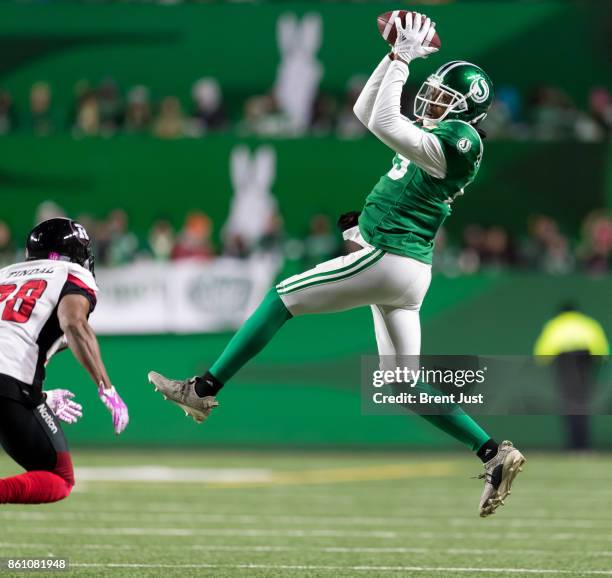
[1,135,609,244]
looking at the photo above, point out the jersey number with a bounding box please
[0,280,48,323]
[388,154,410,181]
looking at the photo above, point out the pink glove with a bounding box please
[46,389,83,424]
[98,384,129,435]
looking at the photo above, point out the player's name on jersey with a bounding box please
[6,266,55,278]
[372,392,485,405]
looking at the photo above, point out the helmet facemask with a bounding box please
[71,221,96,277]
[414,74,468,125]
[83,248,96,277]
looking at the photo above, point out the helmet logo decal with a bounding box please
[457,138,472,153]
[73,223,90,242]
[470,76,490,103]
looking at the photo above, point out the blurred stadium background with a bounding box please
[1,1,612,575]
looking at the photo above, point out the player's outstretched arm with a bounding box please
[367,14,446,179]
[353,53,393,127]
[58,294,129,434]
[368,60,446,178]
[58,294,112,388]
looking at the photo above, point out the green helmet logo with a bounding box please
[457,138,472,153]
[470,76,490,103]
[414,61,494,125]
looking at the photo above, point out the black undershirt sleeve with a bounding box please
[59,281,97,314]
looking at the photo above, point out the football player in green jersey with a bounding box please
[149,12,525,517]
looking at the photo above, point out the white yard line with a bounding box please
[3,542,612,559]
[1,510,610,529]
[11,526,612,542]
[34,504,612,522]
[73,462,456,487]
[40,502,612,514]
[75,467,272,483]
[16,527,397,538]
[70,563,612,575]
[0,543,134,551]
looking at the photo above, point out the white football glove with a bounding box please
[393,13,439,63]
[45,389,83,424]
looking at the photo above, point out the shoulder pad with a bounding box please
[66,262,99,294]
[431,120,481,153]
[427,120,483,179]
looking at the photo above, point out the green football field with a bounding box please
[0,450,611,578]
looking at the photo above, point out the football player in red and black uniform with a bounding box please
[0,218,128,504]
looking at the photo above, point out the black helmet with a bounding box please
[26,218,95,274]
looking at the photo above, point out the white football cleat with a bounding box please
[478,440,525,517]
[148,371,219,424]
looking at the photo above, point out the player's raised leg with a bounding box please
[370,303,525,516]
[148,285,292,423]
[149,244,400,421]
[0,397,74,504]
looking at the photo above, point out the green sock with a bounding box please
[209,291,490,453]
[210,288,292,384]
[410,381,491,452]
[420,411,490,452]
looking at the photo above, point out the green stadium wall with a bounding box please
[1,136,610,245]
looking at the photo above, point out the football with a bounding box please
[377,10,442,49]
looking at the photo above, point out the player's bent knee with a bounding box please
[61,479,74,499]
[52,478,73,502]
[46,451,75,502]
[54,451,75,488]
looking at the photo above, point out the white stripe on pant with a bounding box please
[277,229,432,361]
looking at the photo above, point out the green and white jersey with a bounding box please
[358,120,483,264]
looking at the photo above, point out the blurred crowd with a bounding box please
[0,78,610,141]
[3,201,612,276]
[481,85,612,142]
[433,212,612,276]
[0,78,229,139]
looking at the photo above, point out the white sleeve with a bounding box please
[66,262,99,295]
[367,60,447,179]
[352,54,392,127]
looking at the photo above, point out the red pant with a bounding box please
[0,396,74,504]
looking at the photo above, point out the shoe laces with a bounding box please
[471,472,490,482]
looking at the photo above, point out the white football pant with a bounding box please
[277,227,431,366]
